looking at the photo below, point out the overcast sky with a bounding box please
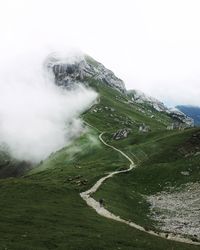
[1,0,200,106]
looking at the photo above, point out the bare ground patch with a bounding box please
[147,182,200,241]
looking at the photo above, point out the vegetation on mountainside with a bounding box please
[94,128,200,232]
[1,128,199,250]
[83,79,173,132]
[0,79,199,249]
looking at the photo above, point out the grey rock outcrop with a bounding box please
[128,90,194,128]
[168,108,194,128]
[127,89,168,112]
[139,123,151,133]
[113,128,131,140]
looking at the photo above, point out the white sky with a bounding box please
[1,0,200,106]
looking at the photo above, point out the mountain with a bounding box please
[176,105,200,126]
[45,53,126,92]
[46,53,194,129]
[0,53,199,249]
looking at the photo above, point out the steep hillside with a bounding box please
[1,128,199,249]
[0,54,199,249]
[0,54,174,178]
[94,128,200,241]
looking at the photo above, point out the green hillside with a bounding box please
[0,78,199,249]
[83,78,172,132]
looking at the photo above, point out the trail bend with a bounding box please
[80,132,200,246]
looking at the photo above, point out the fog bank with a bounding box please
[0,51,97,163]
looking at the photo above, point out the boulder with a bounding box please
[139,123,151,133]
[113,128,131,140]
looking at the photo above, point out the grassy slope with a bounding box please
[83,78,172,132]
[93,128,200,237]
[0,80,199,249]
[84,81,200,239]
[0,130,199,250]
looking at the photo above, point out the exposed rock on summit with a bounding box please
[45,53,125,92]
[44,52,194,129]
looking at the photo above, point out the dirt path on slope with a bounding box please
[80,132,200,246]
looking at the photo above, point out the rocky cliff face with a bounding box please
[45,53,126,92]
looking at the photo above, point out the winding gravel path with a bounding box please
[80,132,200,246]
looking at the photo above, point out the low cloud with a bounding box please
[0,50,97,163]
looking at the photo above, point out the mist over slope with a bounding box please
[0,49,194,164]
[0,51,97,163]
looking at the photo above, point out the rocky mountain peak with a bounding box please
[44,52,194,128]
[44,52,126,92]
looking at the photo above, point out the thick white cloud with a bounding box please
[0,0,200,107]
[0,51,97,162]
